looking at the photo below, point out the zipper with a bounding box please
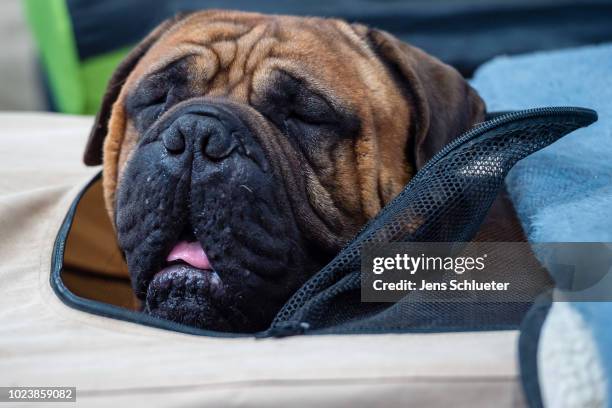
[412,106,596,184]
[346,106,597,242]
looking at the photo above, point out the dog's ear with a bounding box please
[83,14,189,166]
[362,27,486,169]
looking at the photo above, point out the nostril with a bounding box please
[201,122,238,160]
[162,113,240,160]
[162,128,185,154]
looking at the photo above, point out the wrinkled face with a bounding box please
[90,11,484,332]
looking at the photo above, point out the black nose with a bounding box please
[162,112,238,160]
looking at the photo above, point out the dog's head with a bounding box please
[84,10,485,332]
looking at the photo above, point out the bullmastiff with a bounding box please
[84,10,486,332]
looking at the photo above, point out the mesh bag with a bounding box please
[264,107,597,337]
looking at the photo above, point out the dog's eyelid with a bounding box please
[295,94,338,120]
[288,110,333,126]
[276,69,339,109]
[150,89,169,105]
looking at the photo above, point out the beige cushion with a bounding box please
[0,113,524,407]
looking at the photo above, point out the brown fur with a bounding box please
[84,10,485,232]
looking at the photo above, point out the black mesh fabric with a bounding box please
[265,107,597,337]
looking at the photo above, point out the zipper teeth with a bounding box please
[412,106,595,182]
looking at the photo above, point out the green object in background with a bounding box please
[80,48,130,115]
[23,0,130,115]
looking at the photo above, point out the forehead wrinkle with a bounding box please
[245,37,278,73]
[331,20,375,60]
[145,18,259,73]
[211,40,238,69]
[273,22,369,73]
[227,24,270,86]
[185,25,273,101]
[131,24,272,97]
[128,13,394,125]
[172,18,253,44]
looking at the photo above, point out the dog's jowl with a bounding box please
[83,10,485,332]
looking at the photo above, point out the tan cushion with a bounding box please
[0,113,524,407]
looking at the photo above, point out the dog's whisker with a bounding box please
[240,184,253,193]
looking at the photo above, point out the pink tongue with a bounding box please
[166,240,212,270]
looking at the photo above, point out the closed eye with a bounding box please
[125,55,193,132]
[135,93,168,130]
[289,97,338,125]
[126,80,169,131]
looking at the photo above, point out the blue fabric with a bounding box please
[471,44,612,406]
[472,44,612,243]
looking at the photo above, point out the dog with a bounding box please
[83,10,486,332]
